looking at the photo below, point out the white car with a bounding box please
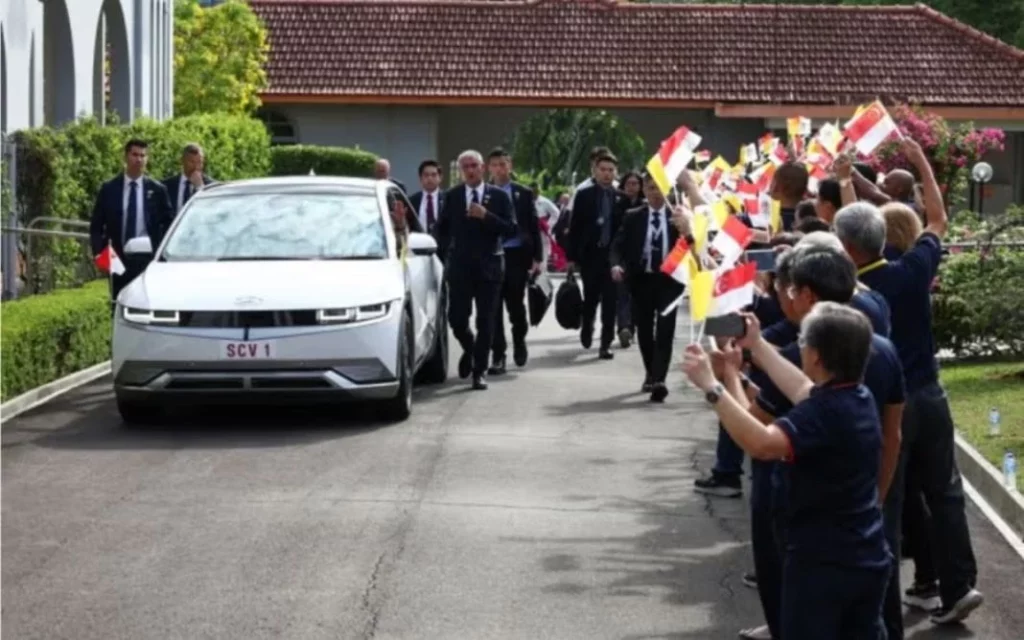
[112,177,448,424]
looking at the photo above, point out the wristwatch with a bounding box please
[705,382,726,405]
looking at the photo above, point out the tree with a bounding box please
[173,0,269,116]
[508,110,646,187]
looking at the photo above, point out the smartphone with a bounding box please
[745,249,777,273]
[705,313,748,338]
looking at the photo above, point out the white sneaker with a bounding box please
[738,624,772,640]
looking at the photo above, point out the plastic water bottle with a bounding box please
[1004,452,1017,492]
[989,408,1001,436]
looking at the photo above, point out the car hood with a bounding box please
[122,260,405,311]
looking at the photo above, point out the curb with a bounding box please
[0,361,111,424]
[954,432,1024,552]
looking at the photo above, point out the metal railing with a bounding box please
[1,217,94,300]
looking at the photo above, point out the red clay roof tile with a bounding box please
[250,0,1024,107]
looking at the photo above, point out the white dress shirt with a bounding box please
[645,206,669,273]
[568,176,620,210]
[465,183,484,206]
[176,175,199,212]
[122,175,147,240]
[418,189,440,229]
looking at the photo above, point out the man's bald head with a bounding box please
[882,169,915,201]
[374,159,391,179]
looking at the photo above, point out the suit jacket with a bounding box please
[610,203,684,294]
[162,173,215,217]
[567,183,628,264]
[434,183,516,280]
[89,175,173,259]
[389,178,408,195]
[409,189,446,235]
[495,181,543,263]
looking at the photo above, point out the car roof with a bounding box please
[196,176,388,197]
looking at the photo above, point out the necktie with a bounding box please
[598,189,612,247]
[426,193,436,229]
[124,180,138,243]
[184,181,194,206]
[471,188,480,205]
[650,210,664,270]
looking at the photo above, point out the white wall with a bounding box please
[1,0,172,134]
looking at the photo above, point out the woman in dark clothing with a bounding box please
[615,171,646,347]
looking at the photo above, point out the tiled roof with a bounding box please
[251,0,1024,107]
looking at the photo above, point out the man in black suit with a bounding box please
[434,149,516,390]
[375,158,407,194]
[566,152,624,359]
[162,142,214,218]
[487,147,542,374]
[89,138,174,303]
[610,172,688,402]
[408,159,445,235]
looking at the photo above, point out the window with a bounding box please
[161,191,388,261]
[256,109,297,146]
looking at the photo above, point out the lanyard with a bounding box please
[857,258,888,276]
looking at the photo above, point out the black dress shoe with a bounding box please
[618,328,632,349]
[650,383,668,403]
[458,351,473,379]
[488,356,507,376]
[513,340,528,367]
[580,322,594,349]
[598,348,614,360]
[472,375,488,390]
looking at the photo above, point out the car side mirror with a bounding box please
[408,232,437,257]
[123,236,154,255]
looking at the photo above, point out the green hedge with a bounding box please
[269,144,376,177]
[10,113,271,292]
[0,280,111,400]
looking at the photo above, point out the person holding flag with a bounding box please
[609,172,688,402]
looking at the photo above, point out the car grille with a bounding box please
[178,310,319,328]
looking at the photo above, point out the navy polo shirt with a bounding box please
[858,232,943,392]
[849,289,891,338]
[781,207,796,232]
[750,293,785,328]
[883,245,903,261]
[774,384,890,569]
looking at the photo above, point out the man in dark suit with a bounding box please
[486,147,542,374]
[375,158,407,194]
[408,159,445,235]
[90,138,174,303]
[610,172,687,402]
[434,149,516,390]
[162,142,215,218]
[566,152,624,359]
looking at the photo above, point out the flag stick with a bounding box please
[689,314,695,344]
[661,290,686,316]
[695,319,707,345]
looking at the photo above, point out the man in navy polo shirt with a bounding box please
[833,138,983,625]
[683,303,891,639]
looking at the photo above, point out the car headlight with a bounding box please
[122,307,181,325]
[316,302,392,325]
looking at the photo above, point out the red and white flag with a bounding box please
[711,262,757,316]
[660,238,696,285]
[844,101,901,155]
[807,165,830,195]
[710,215,753,269]
[95,245,126,275]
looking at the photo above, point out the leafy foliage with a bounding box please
[0,280,111,400]
[173,0,269,117]
[508,109,646,187]
[269,145,377,178]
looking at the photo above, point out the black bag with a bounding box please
[528,272,553,327]
[555,270,583,330]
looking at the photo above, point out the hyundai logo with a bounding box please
[234,296,263,306]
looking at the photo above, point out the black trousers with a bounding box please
[629,274,678,383]
[580,258,617,349]
[492,246,532,358]
[448,257,503,377]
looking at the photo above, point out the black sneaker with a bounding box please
[741,572,758,589]
[930,588,984,625]
[903,581,941,612]
[694,474,742,498]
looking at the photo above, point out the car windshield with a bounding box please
[161,191,388,261]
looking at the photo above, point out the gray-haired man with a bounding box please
[162,143,214,218]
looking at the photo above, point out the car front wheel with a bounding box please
[378,308,413,422]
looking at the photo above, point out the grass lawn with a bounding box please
[942,361,1024,469]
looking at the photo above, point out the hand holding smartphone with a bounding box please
[745,249,777,272]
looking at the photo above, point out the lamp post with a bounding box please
[971,161,993,217]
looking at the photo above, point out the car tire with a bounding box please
[378,308,413,422]
[417,287,449,385]
[117,397,163,426]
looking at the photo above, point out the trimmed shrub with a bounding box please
[270,144,377,178]
[0,280,111,400]
[10,113,270,292]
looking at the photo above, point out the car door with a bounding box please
[391,188,436,362]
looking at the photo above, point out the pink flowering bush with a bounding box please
[867,104,1005,207]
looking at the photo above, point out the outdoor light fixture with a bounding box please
[971,161,994,216]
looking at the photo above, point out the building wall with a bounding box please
[1,0,172,135]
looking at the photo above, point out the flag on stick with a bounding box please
[710,262,757,316]
[844,101,902,154]
[94,245,126,275]
[646,126,702,195]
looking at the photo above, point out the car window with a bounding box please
[161,191,388,261]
